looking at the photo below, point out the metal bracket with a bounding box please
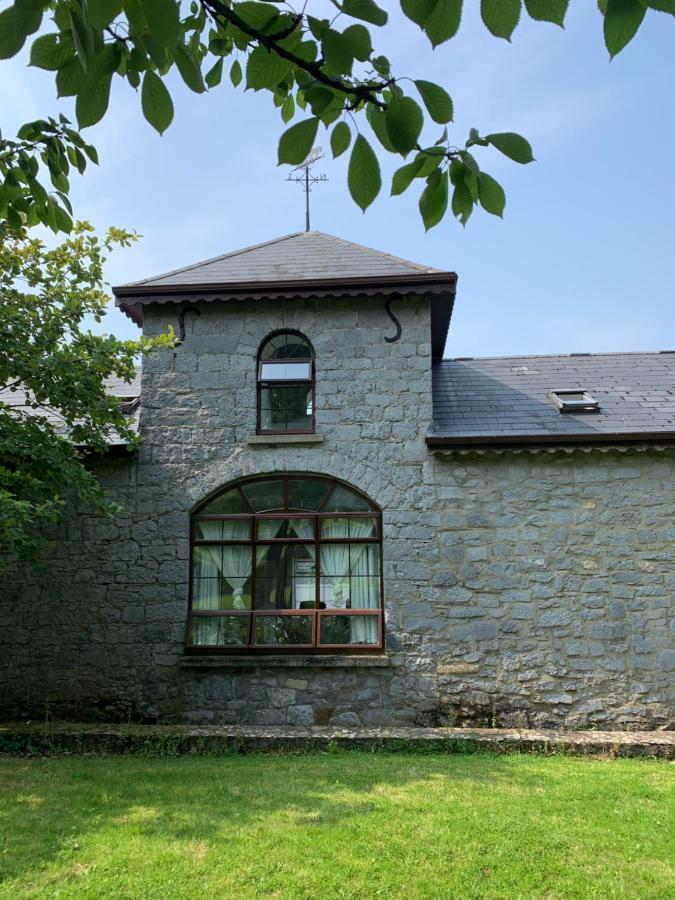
[384,296,402,344]
[177,305,201,343]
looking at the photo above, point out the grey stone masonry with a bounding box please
[1,291,673,730]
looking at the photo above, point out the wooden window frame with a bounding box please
[256,330,316,435]
[186,475,384,655]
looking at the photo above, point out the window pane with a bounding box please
[287,478,329,511]
[193,545,252,610]
[260,362,311,380]
[193,546,222,579]
[261,333,312,360]
[255,544,316,609]
[320,615,379,646]
[200,488,250,515]
[321,517,377,539]
[319,544,380,610]
[260,386,312,431]
[254,615,313,646]
[194,519,250,541]
[258,518,314,540]
[191,615,249,646]
[323,485,372,512]
[241,479,284,511]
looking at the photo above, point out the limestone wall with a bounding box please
[1,296,672,729]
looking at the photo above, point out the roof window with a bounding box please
[548,390,599,413]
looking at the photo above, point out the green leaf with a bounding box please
[330,121,351,158]
[523,0,569,25]
[140,0,180,50]
[205,57,223,88]
[450,170,474,225]
[477,171,506,216]
[640,1,674,12]
[68,7,95,69]
[277,117,319,165]
[391,157,425,195]
[88,0,123,29]
[175,43,205,93]
[246,45,290,90]
[29,34,71,71]
[604,0,646,57]
[348,134,381,211]
[141,70,174,134]
[367,106,396,152]
[76,68,114,128]
[342,24,371,60]
[480,0,522,39]
[230,59,243,87]
[485,131,534,163]
[419,168,448,230]
[0,6,31,60]
[322,29,353,74]
[402,0,463,47]
[341,0,388,26]
[414,80,454,124]
[384,96,424,155]
[56,57,86,97]
[280,95,295,123]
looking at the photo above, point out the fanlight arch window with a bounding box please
[257,331,314,434]
[188,475,383,652]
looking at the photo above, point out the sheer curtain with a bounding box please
[192,522,223,644]
[319,519,378,644]
[348,521,379,644]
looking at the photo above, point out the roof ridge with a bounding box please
[126,232,304,286]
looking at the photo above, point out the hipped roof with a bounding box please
[113,231,457,359]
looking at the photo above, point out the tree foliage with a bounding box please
[0,223,174,562]
[0,0,670,233]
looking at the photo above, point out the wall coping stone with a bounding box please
[178,654,390,669]
[246,434,325,446]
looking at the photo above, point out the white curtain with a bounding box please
[192,521,250,645]
[319,519,379,644]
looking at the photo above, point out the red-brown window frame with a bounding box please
[186,475,384,655]
[256,330,315,435]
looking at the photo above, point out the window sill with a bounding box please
[178,654,390,669]
[246,433,325,446]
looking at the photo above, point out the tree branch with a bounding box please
[200,0,391,109]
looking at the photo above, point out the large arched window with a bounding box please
[188,475,383,653]
[257,331,314,434]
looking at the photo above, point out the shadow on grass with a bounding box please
[0,753,670,895]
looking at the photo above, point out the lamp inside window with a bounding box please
[548,390,599,413]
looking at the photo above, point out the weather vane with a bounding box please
[286,147,328,232]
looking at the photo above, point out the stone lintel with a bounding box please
[246,433,325,446]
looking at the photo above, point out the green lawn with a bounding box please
[0,753,672,899]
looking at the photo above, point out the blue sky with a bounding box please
[2,2,674,358]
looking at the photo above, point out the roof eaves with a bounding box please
[425,430,675,449]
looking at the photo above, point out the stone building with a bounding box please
[2,231,674,729]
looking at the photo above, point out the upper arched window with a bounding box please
[257,331,314,434]
[188,475,383,653]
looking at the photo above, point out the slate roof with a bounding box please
[118,231,448,288]
[0,371,142,446]
[428,352,675,447]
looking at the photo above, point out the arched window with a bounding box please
[188,475,383,653]
[257,331,314,434]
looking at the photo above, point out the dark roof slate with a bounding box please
[429,352,675,445]
[120,231,447,288]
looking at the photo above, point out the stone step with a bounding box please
[1,723,673,759]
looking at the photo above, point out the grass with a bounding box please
[0,753,673,899]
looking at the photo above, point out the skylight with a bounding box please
[548,390,599,413]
